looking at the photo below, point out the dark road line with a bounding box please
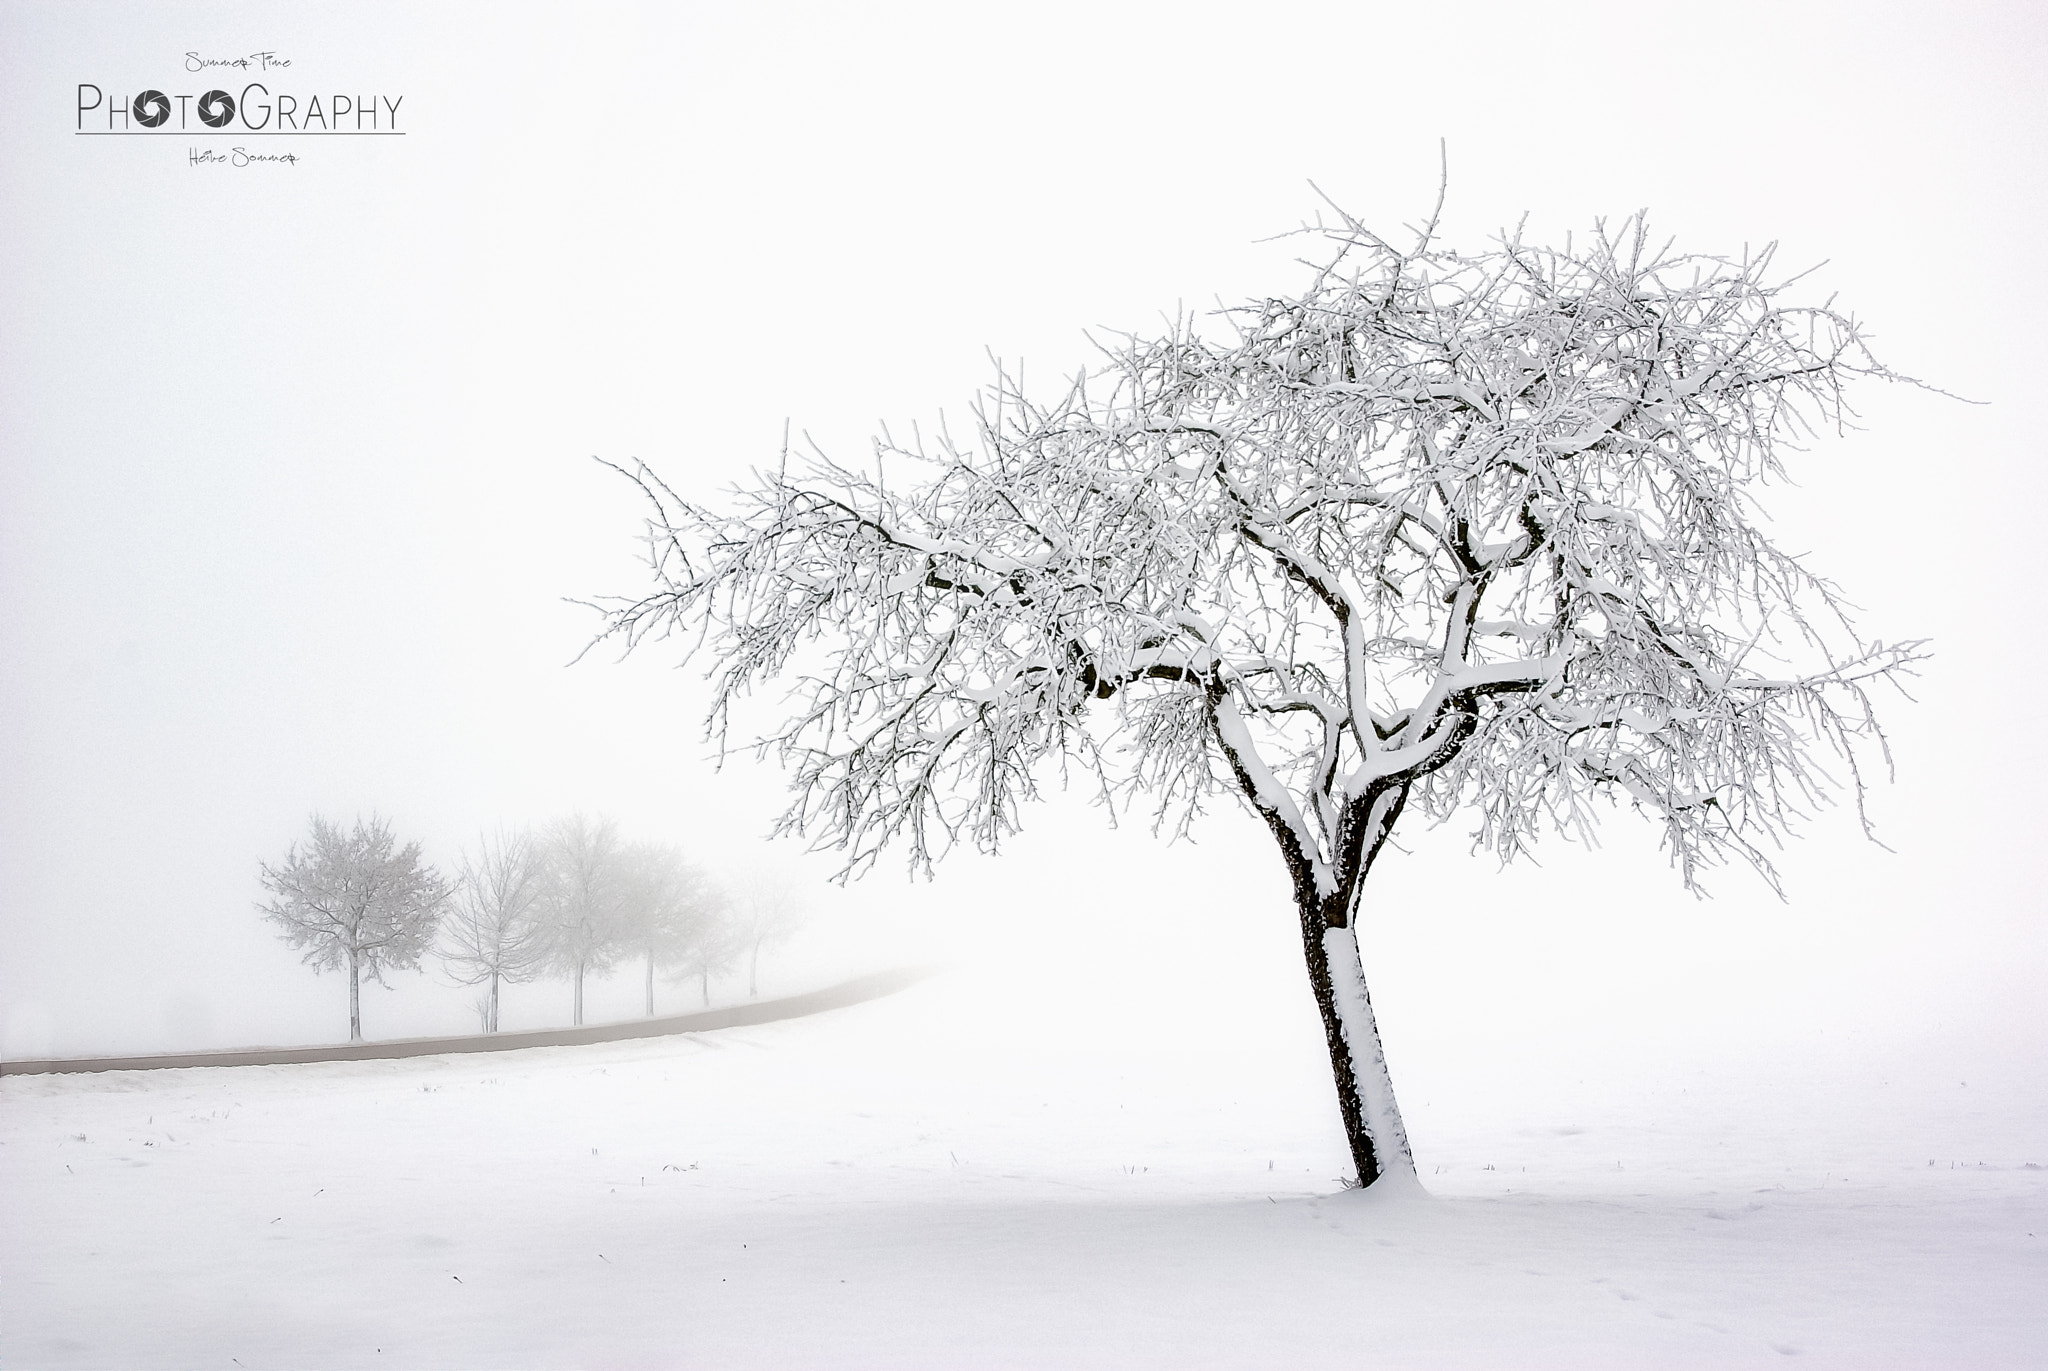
[0,965,941,1076]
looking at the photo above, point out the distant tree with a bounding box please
[534,814,634,1025]
[731,867,810,999]
[593,204,1924,1188]
[618,841,721,1016]
[439,827,549,1033]
[668,876,743,1008]
[259,814,450,1042]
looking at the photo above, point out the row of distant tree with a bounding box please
[257,813,806,1041]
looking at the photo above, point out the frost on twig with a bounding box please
[593,215,1922,906]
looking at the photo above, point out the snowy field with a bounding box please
[6,962,2044,1370]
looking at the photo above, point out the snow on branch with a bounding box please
[592,210,1925,902]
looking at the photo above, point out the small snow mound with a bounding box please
[1340,1166,1436,1209]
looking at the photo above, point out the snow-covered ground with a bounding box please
[6,959,2043,1370]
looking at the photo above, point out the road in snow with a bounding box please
[0,968,937,1076]
[4,968,2043,1369]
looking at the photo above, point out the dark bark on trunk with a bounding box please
[487,970,500,1034]
[573,961,585,1026]
[1315,782,1413,1186]
[1295,896,1383,1186]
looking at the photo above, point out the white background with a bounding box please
[2,1,2043,1103]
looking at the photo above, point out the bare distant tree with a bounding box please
[731,867,809,999]
[534,814,634,1026]
[259,814,449,1042]
[593,203,1923,1188]
[439,827,549,1033]
[667,877,743,1008]
[618,840,721,1016]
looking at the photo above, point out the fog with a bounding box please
[3,0,2044,1102]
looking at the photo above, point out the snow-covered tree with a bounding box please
[592,207,1923,1188]
[730,866,809,999]
[439,827,549,1033]
[667,877,743,1008]
[258,814,449,1042]
[534,813,635,1026]
[618,840,721,1016]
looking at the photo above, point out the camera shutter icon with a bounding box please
[198,90,236,128]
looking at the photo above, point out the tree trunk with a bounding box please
[573,960,585,1026]
[748,940,760,998]
[1297,903,1414,1188]
[347,949,362,1042]
[644,951,655,1017]
[1211,695,1416,1189]
[700,967,710,1007]
[487,970,500,1034]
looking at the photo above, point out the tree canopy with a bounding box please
[440,827,550,1033]
[259,813,449,1041]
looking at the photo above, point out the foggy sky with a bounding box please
[3,1,2044,1074]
